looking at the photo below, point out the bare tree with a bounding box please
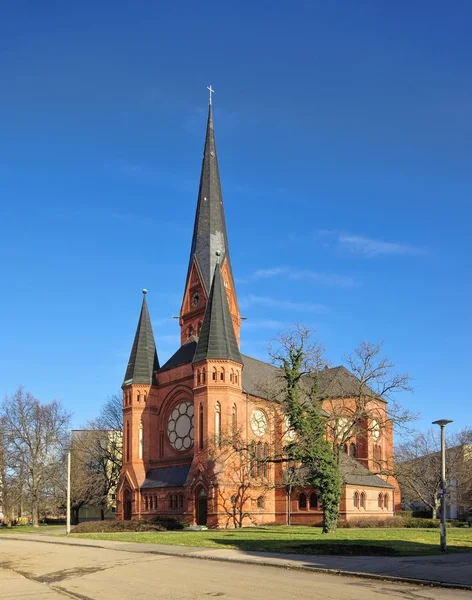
[1,387,71,527]
[396,427,472,518]
[322,341,415,472]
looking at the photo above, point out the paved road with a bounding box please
[1,537,471,600]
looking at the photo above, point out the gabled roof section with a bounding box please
[184,105,235,296]
[193,262,242,364]
[340,455,394,489]
[141,465,191,489]
[159,338,198,372]
[123,291,159,385]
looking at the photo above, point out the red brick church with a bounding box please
[116,98,398,527]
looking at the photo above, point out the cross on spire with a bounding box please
[207,85,214,105]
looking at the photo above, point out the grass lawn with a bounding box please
[70,526,472,557]
[0,525,64,535]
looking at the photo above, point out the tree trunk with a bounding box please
[32,495,39,527]
[71,507,80,525]
[100,507,105,521]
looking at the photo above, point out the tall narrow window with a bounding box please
[384,493,389,510]
[197,321,202,336]
[298,493,307,510]
[144,496,148,510]
[138,422,143,459]
[126,422,130,462]
[202,368,206,383]
[360,492,366,509]
[349,443,357,457]
[215,402,221,447]
[143,392,147,403]
[154,495,158,510]
[263,442,269,478]
[220,368,225,382]
[309,492,318,509]
[378,493,383,509]
[178,494,184,509]
[232,404,237,434]
[354,491,359,508]
[257,496,264,509]
[250,441,256,478]
[199,404,204,450]
[137,392,141,403]
[212,367,217,381]
[256,442,262,477]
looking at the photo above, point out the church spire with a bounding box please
[194,257,242,364]
[123,290,159,385]
[179,91,240,347]
[185,102,233,295]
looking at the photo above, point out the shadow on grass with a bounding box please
[205,533,472,557]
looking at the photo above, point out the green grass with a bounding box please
[0,525,64,534]
[70,526,472,556]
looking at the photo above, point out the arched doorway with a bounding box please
[195,487,207,526]
[124,489,132,520]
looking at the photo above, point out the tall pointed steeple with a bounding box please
[185,104,233,294]
[194,258,242,364]
[123,290,159,385]
[180,95,241,346]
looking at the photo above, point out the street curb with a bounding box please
[2,534,472,592]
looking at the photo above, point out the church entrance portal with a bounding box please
[124,489,132,520]
[196,488,208,526]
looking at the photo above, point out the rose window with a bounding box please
[167,402,194,451]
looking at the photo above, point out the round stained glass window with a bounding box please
[167,402,194,451]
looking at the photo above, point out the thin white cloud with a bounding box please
[315,229,427,258]
[339,234,427,257]
[251,267,355,287]
[242,319,287,330]
[239,294,328,314]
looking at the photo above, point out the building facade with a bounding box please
[116,102,398,527]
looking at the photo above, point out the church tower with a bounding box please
[121,290,159,514]
[180,104,241,346]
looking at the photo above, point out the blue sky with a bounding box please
[1,1,471,433]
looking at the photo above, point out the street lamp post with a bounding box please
[66,449,71,534]
[432,419,453,552]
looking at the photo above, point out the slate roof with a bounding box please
[184,105,237,299]
[123,292,159,385]
[193,263,242,364]
[159,344,372,405]
[141,465,191,489]
[340,455,394,489]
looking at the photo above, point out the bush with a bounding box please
[337,516,448,529]
[412,509,433,519]
[17,517,29,526]
[72,517,184,534]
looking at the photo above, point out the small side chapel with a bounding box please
[116,97,399,527]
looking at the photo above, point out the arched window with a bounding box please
[143,392,147,403]
[126,422,130,462]
[298,493,307,510]
[138,422,143,459]
[235,370,239,385]
[378,493,383,509]
[154,495,158,510]
[353,491,359,508]
[309,492,318,510]
[220,368,225,382]
[231,494,237,505]
[256,442,262,477]
[215,402,221,447]
[232,404,237,433]
[197,369,201,384]
[349,443,357,457]
[188,325,194,338]
[197,321,202,336]
[137,392,141,403]
[178,494,184,509]
[212,367,217,382]
[250,441,256,478]
[230,369,234,383]
[360,492,366,509]
[343,443,348,454]
[384,493,389,510]
[263,443,269,478]
[257,496,265,509]
[202,368,206,383]
[144,496,148,510]
[199,404,204,450]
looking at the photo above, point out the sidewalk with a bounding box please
[2,532,472,589]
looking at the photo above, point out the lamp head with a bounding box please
[432,419,453,427]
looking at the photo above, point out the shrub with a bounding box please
[72,517,184,534]
[337,516,447,529]
[412,509,433,519]
[17,517,29,526]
